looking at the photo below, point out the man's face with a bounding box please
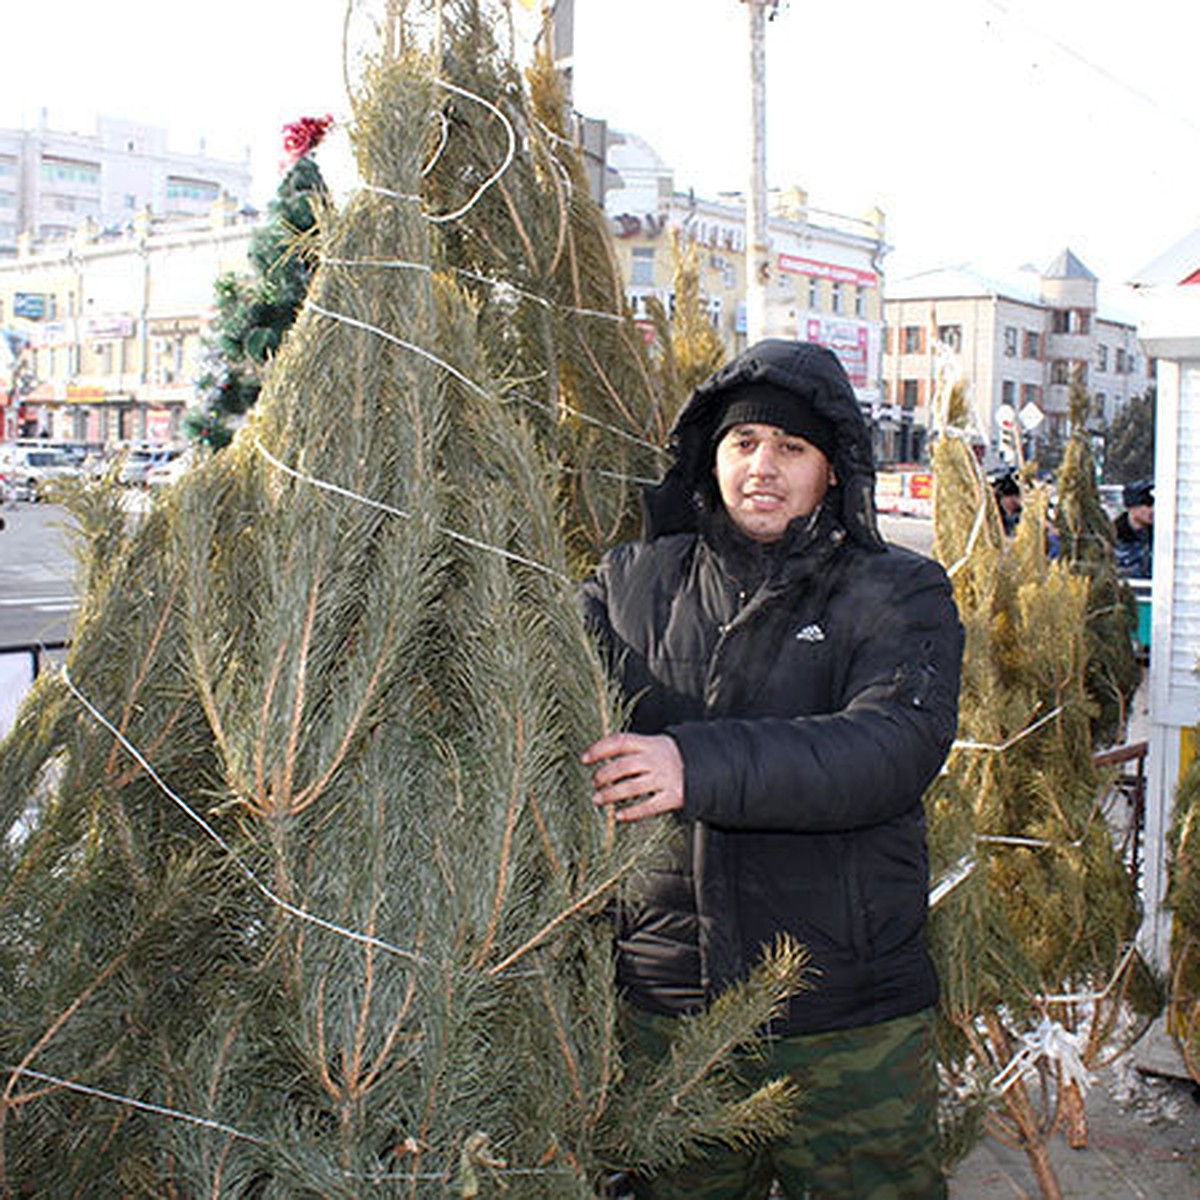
[1130,502,1154,529]
[714,422,834,543]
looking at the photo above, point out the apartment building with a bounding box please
[0,201,256,445]
[602,129,887,410]
[884,250,1149,467]
[0,113,252,257]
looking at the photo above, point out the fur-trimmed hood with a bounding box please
[642,339,885,551]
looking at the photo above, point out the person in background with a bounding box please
[1113,480,1154,578]
[991,469,1022,536]
[581,339,964,1199]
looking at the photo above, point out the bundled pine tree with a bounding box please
[0,20,806,1198]
[925,368,1159,1199]
[1168,738,1200,1080]
[416,0,675,570]
[189,115,333,448]
[1054,368,1141,747]
[644,231,727,414]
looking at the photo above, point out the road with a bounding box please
[878,511,934,557]
[0,500,936,648]
[0,500,79,648]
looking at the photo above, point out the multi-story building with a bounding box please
[884,251,1149,468]
[601,129,888,410]
[0,113,252,257]
[0,201,256,445]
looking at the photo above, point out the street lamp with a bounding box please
[741,0,780,345]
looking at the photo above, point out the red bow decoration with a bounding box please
[283,114,334,164]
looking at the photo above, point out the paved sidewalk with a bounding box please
[949,1024,1200,1198]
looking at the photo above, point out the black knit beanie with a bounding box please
[712,381,837,461]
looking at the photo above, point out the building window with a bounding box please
[1115,348,1127,373]
[165,177,220,204]
[1003,327,1018,356]
[1002,380,1015,405]
[1021,383,1041,407]
[41,157,100,186]
[630,247,655,286]
[1023,330,1040,359]
[937,324,962,352]
[1051,360,1071,385]
[831,281,843,314]
[854,285,866,318]
[1052,308,1090,334]
[903,325,923,353]
[808,277,820,309]
[901,379,918,409]
[1096,344,1108,372]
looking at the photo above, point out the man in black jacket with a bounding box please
[582,340,963,1199]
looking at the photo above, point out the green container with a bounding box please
[1130,581,1152,651]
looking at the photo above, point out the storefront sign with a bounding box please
[148,317,201,338]
[778,255,877,287]
[805,318,871,388]
[83,314,135,340]
[66,385,107,404]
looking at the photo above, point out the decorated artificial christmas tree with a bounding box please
[0,10,805,1195]
[189,115,333,448]
[925,362,1159,1199]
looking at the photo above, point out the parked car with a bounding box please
[146,447,196,488]
[118,445,182,487]
[0,443,82,501]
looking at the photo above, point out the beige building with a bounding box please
[884,251,1149,468]
[0,202,256,445]
[602,130,888,408]
[0,113,252,257]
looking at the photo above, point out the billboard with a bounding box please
[13,293,47,320]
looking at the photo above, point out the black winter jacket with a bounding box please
[582,339,963,1036]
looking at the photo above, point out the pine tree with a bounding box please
[1103,389,1156,484]
[189,116,333,448]
[417,0,674,570]
[0,13,806,1195]
[925,368,1159,1199]
[1054,369,1141,747]
[644,230,727,416]
[1167,742,1200,1080]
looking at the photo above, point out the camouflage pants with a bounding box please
[623,1006,946,1200]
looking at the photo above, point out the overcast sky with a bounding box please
[5,0,1198,285]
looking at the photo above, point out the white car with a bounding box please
[118,446,182,487]
[146,447,196,488]
[0,444,82,501]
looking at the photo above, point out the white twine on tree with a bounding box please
[989,1017,1094,1097]
[306,296,665,455]
[363,78,515,222]
[60,668,428,965]
[951,705,1064,754]
[320,255,627,324]
[1036,940,1140,1006]
[5,1066,266,1145]
[424,76,516,223]
[5,1066,575,1184]
[423,108,450,176]
[928,852,978,909]
[942,487,990,582]
[254,439,570,582]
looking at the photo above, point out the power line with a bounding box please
[981,0,1200,137]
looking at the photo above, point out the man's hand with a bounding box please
[581,732,684,823]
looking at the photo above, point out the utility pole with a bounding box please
[742,0,778,345]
